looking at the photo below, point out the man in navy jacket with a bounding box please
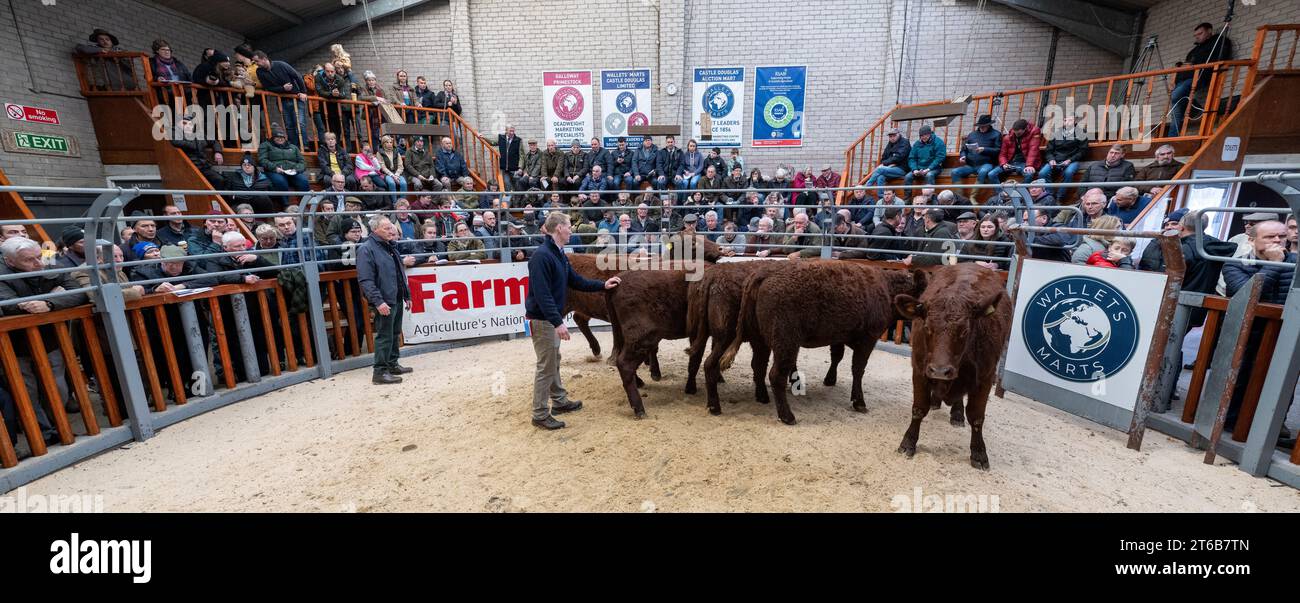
[357,216,417,384]
[524,213,620,429]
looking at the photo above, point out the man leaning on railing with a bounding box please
[0,237,89,448]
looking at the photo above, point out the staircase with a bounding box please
[839,24,1300,224]
[71,52,503,220]
[0,166,51,244]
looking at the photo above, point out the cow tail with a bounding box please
[684,279,710,356]
[718,271,764,371]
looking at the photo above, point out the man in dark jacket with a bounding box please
[865,207,908,260]
[1135,144,1185,196]
[609,137,636,189]
[951,115,1003,198]
[0,237,90,446]
[172,109,224,187]
[435,136,471,190]
[907,209,958,267]
[655,136,683,191]
[1084,144,1136,197]
[904,125,946,192]
[584,137,612,188]
[632,137,660,189]
[865,128,911,196]
[1169,22,1232,137]
[404,136,441,191]
[524,212,620,429]
[252,50,310,149]
[1040,115,1089,192]
[357,216,416,385]
[497,126,523,191]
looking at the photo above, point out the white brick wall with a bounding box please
[291,0,1127,175]
[0,0,243,188]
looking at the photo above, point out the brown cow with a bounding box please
[718,261,915,424]
[892,264,1011,470]
[684,260,847,415]
[603,264,697,418]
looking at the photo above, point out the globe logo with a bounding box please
[702,84,733,118]
[1021,276,1139,383]
[616,91,637,114]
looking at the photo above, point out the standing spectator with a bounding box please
[157,204,198,248]
[392,70,417,122]
[149,39,189,83]
[357,216,416,385]
[523,212,620,429]
[1070,215,1124,264]
[0,237,89,446]
[1168,23,1233,137]
[435,136,472,191]
[904,125,945,193]
[190,51,231,107]
[1083,144,1136,198]
[258,124,309,208]
[432,79,462,120]
[497,126,523,192]
[1040,115,1089,196]
[951,115,1002,194]
[990,119,1042,184]
[251,50,310,150]
[411,76,436,123]
[75,28,135,91]
[312,62,351,148]
[865,128,911,196]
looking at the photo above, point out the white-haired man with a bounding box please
[358,215,416,385]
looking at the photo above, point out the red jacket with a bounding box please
[998,124,1043,170]
[1086,251,1117,268]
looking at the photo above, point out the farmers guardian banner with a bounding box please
[691,67,745,148]
[600,68,652,148]
[543,70,594,147]
[751,66,806,147]
[403,263,530,343]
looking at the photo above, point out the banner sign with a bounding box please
[403,263,530,343]
[751,66,805,147]
[1004,260,1168,429]
[691,67,745,148]
[5,102,60,125]
[543,71,594,147]
[600,69,652,148]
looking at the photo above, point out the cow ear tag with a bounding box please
[983,305,996,316]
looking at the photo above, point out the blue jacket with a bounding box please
[1223,251,1296,304]
[679,150,705,177]
[959,128,1001,166]
[907,135,947,172]
[1105,195,1152,226]
[356,234,410,307]
[435,148,468,180]
[579,174,609,193]
[525,237,606,326]
[632,145,659,177]
[257,60,307,95]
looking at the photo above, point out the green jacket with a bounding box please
[406,145,436,179]
[446,237,486,261]
[258,140,305,173]
[782,222,824,258]
[522,149,544,178]
[541,150,565,179]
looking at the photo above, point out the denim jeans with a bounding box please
[277,97,309,150]
[988,162,1035,183]
[1040,161,1083,197]
[951,163,996,182]
[1167,79,1193,137]
[266,171,310,207]
[866,165,907,196]
[901,169,938,196]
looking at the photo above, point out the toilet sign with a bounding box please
[5,103,60,125]
[1221,136,1240,162]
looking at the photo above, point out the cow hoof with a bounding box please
[634,375,645,388]
[951,417,966,427]
[708,407,721,416]
[684,383,697,395]
[778,415,797,426]
[587,355,602,363]
[717,375,726,384]
[970,457,990,471]
[823,376,837,387]
[851,402,867,413]
[930,401,942,410]
[650,372,662,382]
[633,409,647,420]
[897,441,917,458]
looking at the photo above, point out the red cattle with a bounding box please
[718,261,916,424]
[603,265,696,418]
[892,264,1011,470]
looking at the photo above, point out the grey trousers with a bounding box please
[5,351,65,440]
[529,319,570,420]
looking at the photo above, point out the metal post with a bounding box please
[299,196,334,379]
[497,208,509,263]
[1154,301,1192,414]
[177,300,213,397]
[1127,232,1185,450]
[230,293,262,384]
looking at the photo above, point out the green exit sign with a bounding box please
[3,129,79,158]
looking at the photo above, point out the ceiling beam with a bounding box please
[240,0,304,26]
[988,0,1143,57]
[254,0,438,63]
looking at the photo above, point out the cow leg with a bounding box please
[949,395,966,427]
[898,376,933,458]
[649,344,662,382]
[967,384,991,470]
[768,348,800,425]
[616,345,649,419]
[824,343,845,386]
[750,339,770,405]
[574,314,601,360]
[848,343,874,413]
[685,333,708,396]
[703,337,727,416]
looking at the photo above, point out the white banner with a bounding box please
[403,263,530,343]
[1006,259,1167,412]
[691,67,745,148]
[543,70,594,147]
[600,68,652,148]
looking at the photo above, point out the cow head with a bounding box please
[894,269,1005,383]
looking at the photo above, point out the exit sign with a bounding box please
[2,129,80,158]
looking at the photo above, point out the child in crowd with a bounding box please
[1087,237,1135,269]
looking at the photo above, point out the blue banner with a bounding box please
[751,66,806,147]
[600,69,653,149]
